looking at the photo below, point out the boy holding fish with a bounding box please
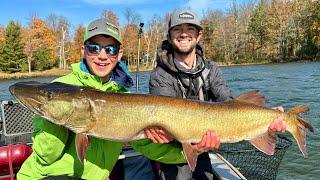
[17,18,201,180]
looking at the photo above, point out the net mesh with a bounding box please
[217,136,292,180]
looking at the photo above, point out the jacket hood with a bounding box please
[156,40,206,77]
[74,59,134,89]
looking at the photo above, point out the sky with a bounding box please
[0,0,250,30]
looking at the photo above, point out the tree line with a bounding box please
[0,0,319,73]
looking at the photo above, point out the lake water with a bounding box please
[0,62,319,179]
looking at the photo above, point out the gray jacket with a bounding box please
[149,40,233,179]
[149,40,232,102]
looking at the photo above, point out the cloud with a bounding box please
[80,0,148,5]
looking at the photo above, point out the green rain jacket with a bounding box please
[17,60,186,180]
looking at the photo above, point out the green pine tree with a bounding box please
[34,47,53,70]
[0,21,27,72]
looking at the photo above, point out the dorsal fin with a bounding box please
[235,90,267,106]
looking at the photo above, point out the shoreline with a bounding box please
[0,61,317,80]
[0,69,71,80]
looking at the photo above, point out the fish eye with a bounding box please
[47,91,53,99]
[39,89,45,94]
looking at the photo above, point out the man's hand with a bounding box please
[145,127,174,143]
[269,106,287,133]
[145,128,220,153]
[191,131,220,153]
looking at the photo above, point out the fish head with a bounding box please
[9,81,85,125]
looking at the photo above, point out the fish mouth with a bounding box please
[24,98,45,116]
[9,82,45,116]
[15,95,45,117]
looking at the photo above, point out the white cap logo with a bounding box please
[179,12,194,19]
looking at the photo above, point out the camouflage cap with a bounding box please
[168,9,203,31]
[84,18,122,45]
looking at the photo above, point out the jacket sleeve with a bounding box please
[149,67,178,97]
[209,62,233,102]
[31,115,69,165]
[130,139,186,164]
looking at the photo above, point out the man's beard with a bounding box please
[172,42,197,56]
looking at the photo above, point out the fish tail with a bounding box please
[287,105,315,157]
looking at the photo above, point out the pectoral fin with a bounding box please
[75,133,89,164]
[249,131,277,155]
[182,143,198,171]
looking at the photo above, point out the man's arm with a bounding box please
[130,139,187,164]
[32,115,69,165]
[209,62,233,102]
[149,68,178,97]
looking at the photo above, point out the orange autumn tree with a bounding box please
[101,10,119,27]
[68,24,85,64]
[201,10,227,62]
[27,17,57,70]
[122,8,143,68]
[122,24,139,67]
[22,26,33,72]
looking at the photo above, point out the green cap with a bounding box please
[168,9,202,31]
[84,18,122,45]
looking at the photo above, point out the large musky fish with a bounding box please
[9,81,315,171]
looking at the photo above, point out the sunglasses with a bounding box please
[85,43,119,56]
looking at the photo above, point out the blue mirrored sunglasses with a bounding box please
[85,44,119,56]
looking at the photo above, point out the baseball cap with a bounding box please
[84,18,122,45]
[168,9,203,31]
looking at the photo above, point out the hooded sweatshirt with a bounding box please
[149,40,233,179]
[149,40,233,102]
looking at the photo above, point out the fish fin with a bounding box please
[287,105,315,157]
[130,131,148,141]
[235,90,267,106]
[288,105,309,115]
[75,133,89,164]
[182,143,198,172]
[288,105,314,131]
[249,131,277,155]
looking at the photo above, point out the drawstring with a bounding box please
[200,73,207,101]
[177,75,204,101]
[188,77,193,98]
[176,78,186,98]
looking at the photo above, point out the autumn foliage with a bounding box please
[68,25,85,65]
[0,0,319,73]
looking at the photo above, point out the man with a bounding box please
[17,18,189,180]
[148,9,286,179]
